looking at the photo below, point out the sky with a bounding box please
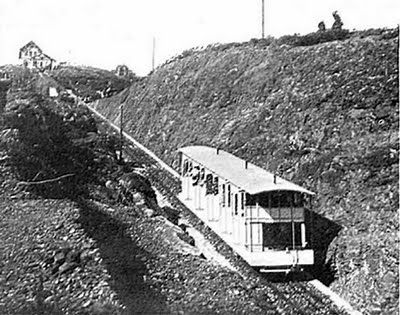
[0,0,399,76]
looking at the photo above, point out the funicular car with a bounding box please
[177,145,314,272]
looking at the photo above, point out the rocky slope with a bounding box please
[1,68,345,314]
[92,28,399,315]
[49,65,134,102]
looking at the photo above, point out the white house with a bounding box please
[19,41,56,70]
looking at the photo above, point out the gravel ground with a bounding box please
[96,119,348,315]
[2,112,281,315]
[0,161,282,314]
[0,77,346,314]
[0,123,347,315]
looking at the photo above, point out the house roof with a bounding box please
[37,53,55,61]
[19,41,56,62]
[20,41,42,53]
[178,145,315,196]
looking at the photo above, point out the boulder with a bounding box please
[119,172,154,196]
[58,261,78,274]
[177,232,195,247]
[162,206,180,225]
[144,208,155,218]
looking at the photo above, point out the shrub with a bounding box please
[278,29,350,47]
[2,95,100,198]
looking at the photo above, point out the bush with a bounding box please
[2,95,100,198]
[278,29,350,47]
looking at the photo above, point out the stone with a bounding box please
[144,208,155,218]
[54,251,66,265]
[66,249,81,263]
[132,192,145,205]
[58,262,78,274]
[177,232,195,246]
[162,206,180,225]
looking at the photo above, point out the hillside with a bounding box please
[1,69,347,314]
[92,28,399,315]
[49,65,134,102]
[0,70,263,314]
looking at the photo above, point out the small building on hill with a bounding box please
[19,41,56,70]
[0,71,11,80]
[115,64,130,77]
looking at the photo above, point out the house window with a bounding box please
[205,174,214,195]
[245,193,256,206]
[221,184,226,206]
[241,192,245,210]
[183,159,189,176]
[271,192,280,208]
[227,184,231,207]
[234,194,238,215]
[263,223,302,249]
[293,193,304,207]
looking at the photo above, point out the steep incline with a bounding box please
[92,29,399,315]
[4,68,317,315]
[49,65,133,102]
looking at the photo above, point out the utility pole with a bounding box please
[152,37,156,71]
[119,104,124,162]
[262,0,265,38]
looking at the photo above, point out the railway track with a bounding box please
[147,170,345,315]
[271,281,337,315]
[86,103,354,315]
[151,177,345,315]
